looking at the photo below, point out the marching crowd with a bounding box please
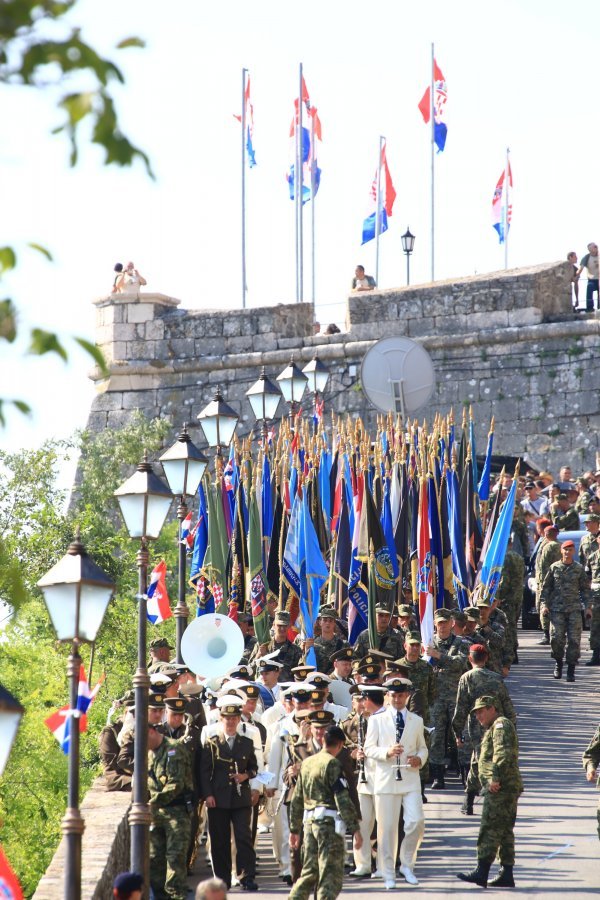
[102,463,600,900]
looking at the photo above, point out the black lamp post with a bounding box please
[159,426,208,663]
[114,456,172,892]
[246,367,282,444]
[276,356,307,425]
[0,684,24,778]
[302,355,329,432]
[197,388,239,474]
[401,226,416,286]
[37,534,115,900]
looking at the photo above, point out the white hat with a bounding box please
[216,695,244,710]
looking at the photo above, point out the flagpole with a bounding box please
[375,135,383,287]
[504,146,510,270]
[430,41,435,282]
[241,67,248,309]
[311,110,316,306]
[296,62,304,303]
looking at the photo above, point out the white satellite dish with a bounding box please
[360,336,436,417]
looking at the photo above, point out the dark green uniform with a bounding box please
[428,633,470,767]
[148,736,194,900]
[249,638,303,682]
[289,749,360,900]
[495,551,525,667]
[98,720,132,792]
[353,626,405,661]
[314,636,349,675]
[552,506,580,532]
[540,559,591,665]
[477,716,523,866]
[582,723,600,840]
[585,548,600,654]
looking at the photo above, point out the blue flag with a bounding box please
[479,478,518,604]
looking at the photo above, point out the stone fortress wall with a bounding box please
[87,261,600,472]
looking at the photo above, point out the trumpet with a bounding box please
[358,714,367,784]
[395,717,403,782]
[233,761,242,797]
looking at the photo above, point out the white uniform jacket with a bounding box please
[364,707,428,794]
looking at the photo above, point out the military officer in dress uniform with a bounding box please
[329,647,355,684]
[199,702,259,891]
[349,684,387,877]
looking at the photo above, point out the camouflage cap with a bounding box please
[330,647,354,663]
[397,604,413,617]
[147,692,166,708]
[472,694,498,712]
[164,697,187,713]
[434,608,452,621]
[273,610,291,625]
[149,637,173,651]
[475,598,491,609]
[584,514,600,524]
[465,606,481,621]
[318,605,338,620]
[405,634,421,645]
[308,709,335,726]
[375,604,392,615]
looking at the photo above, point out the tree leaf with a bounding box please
[74,337,108,376]
[29,329,68,362]
[0,299,17,342]
[116,37,146,49]
[12,400,32,416]
[27,243,54,262]
[0,246,17,274]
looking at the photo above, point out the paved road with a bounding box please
[188,632,599,897]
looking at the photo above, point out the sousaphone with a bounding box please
[181,613,244,679]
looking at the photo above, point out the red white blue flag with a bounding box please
[287,76,322,203]
[417,477,434,653]
[362,140,397,244]
[235,74,256,167]
[44,665,104,754]
[146,560,172,624]
[492,163,513,244]
[0,845,23,899]
[180,511,194,549]
[418,59,448,152]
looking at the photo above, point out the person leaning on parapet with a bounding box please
[351,265,376,291]
[567,251,580,309]
[576,242,599,311]
[115,260,147,294]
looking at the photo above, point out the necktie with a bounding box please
[228,737,235,751]
[396,711,404,738]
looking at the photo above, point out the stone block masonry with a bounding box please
[87,262,600,473]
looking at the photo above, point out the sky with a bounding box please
[2,0,599,457]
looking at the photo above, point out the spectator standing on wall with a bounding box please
[576,242,599,311]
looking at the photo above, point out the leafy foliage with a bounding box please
[0,416,181,894]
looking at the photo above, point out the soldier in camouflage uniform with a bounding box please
[457,696,523,889]
[148,637,174,674]
[584,532,600,666]
[425,609,470,789]
[494,545,525,672]
[579,514,600,568]
[288,725,362,900]
[475,600,505,674]
[148,724,195,900]
[310,607,349,675]
[535,525,562,645]
[249,610,303,682]
[540,540,592,681]
[353,606,405,660]
[582,722,600,839]
[552,493,580,531]
[452,644,517,815]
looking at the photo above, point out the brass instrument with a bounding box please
[358,714,367,784]
[233,760,242,797]
[395,715,403,782]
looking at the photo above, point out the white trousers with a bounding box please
[271,802,290,875]
[354,792,376,871]
[374,791,424,880]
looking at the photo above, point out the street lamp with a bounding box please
[401,226,416,286]
[302,355,329,433]
[246,367,282,443]
[276,356,307,423]
[37,533,115,900]
[159,426,208,662]
[0,685,24,778]
[114,456,172,890]
[197,388,239,472]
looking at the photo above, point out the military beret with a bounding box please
[308,709,335,725]
[164,697,187,713]
[307,673,332,687]
[383,676,413,692]
[318,605,338,620]
[273,610,291,625]
[469,643,488,655]
[147,692,165,708]
[397,604,413,617]
[561,540,575,549]
[149,638,173,650]
[472,694,498,712]
[434,608,452,621]
[465,607,481,621]
[219,703,243,717]
[544,525,559,536]
[374,604,392,615]
[330,647,354,663]
[291,664,317,680]
[113,872,144,892]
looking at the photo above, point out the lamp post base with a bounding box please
[62,807,85,900]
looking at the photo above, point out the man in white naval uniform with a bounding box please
[364,676,428,889]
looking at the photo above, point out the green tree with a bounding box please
[0,415,181,895]
[0,0,152,422]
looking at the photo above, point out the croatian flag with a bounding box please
[147,560,172,624]
[417,477,434,653]
[492,163,513,244]
[0,845,24,899]
[287,76,322,203]
[235,74,256,167]
[361,140,397,244]
[180,511,194,549]
[418,59,448,152]
[44,666,103,754]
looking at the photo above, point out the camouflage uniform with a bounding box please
[353,626,405,661]
[552,506,580,531]
[314,637,350,675]
[495,551,525,667]
[582,723,600,840]
[249,638,303,682]
[148,736,194,900]
[476,619,505,675]
[535,538,561,633]
[579,531,599,568]
[510,510,530,561]
[575,491,592,515]
[540,560,592,664]
[428,634,470,767]
[585,548,600,653]
[289,749,359,900]
[98,720,132,792]
[396,657,436,725]
[477,716,523,865]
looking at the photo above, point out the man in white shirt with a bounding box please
[520,481,550,517]
[364,677,428,889]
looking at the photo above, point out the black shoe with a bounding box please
[431,765,446,790]
[512,650,519,665]
[585,650,600,666]
[460,791,476,815]
[241,879,258,891]
[566,664,575,683]
[457,859,492,887]
[281,875,293,886]
[538,636,550,645]
[489,865,515,888]
[553,661,563,679]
